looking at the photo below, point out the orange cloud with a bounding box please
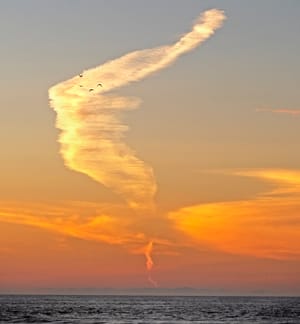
[0,201,177,264]
[0,201,145,247]
[170,169,300,260]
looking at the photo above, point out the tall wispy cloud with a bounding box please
[49,9,226,210]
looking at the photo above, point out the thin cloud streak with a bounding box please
[49,9,226,209]
[234,169,300,196]
[257,108,300,115]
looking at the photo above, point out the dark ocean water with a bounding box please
[0,295,299,323]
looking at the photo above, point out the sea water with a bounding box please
[0,295,299,323]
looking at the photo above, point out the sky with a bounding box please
[0,0,300,295]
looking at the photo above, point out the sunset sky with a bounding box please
[1,0,300,295]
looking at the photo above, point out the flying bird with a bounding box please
[49,8,226,209]
[97,83,103,87]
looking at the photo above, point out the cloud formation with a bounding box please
[49,9,226,209]
[1,168,300,275]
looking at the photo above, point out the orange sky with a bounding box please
[1,3,300,295]
[1,169,300,294]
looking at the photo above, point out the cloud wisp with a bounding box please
[256,108,300,116]
[143,241,158,287]
[49,9,226,210]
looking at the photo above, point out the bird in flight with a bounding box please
[97,83,103,87]
[89,88,94,92]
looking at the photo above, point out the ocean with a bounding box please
[0,295,299,323]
